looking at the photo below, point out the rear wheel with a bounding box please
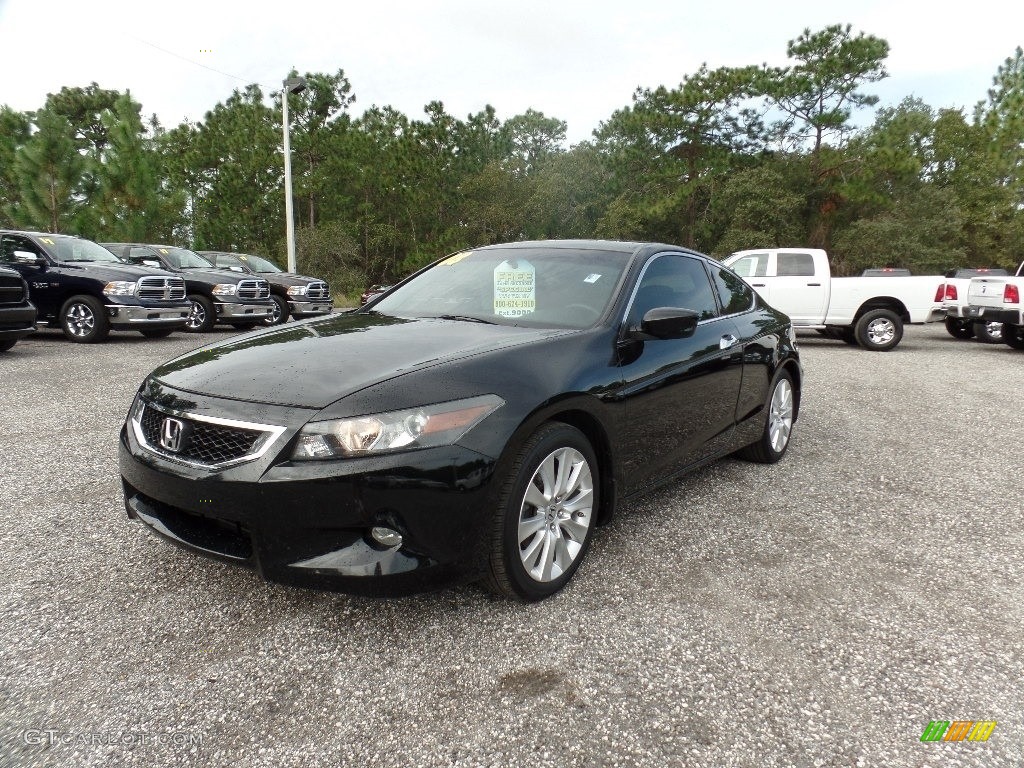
[737,370,795,464]
[855,309,903,351]
[60,295,110,343]
[1003,324,1024,350]
[484,423,598,601]
[944,317,974,339]
[973,321,1003,344]
[0,339,17,352]
[185,295,216,333]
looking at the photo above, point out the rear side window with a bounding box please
[731,253,768,277]
[776,253,816,277]
[711,266,754,315]
[630,254,720,323]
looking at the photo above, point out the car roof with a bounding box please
[475,239,702,258]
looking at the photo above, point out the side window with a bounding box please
[776,252,815,277]
[711,266,754,315]
[630,254,720,324]
[731,253,768,277]
[0,235,42,263]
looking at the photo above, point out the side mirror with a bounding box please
[13,250,45,266]
[142,259,162,268]
[228,265,245,272]
[636,307,699,339]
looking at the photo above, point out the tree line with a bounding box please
[2,24,1023,294]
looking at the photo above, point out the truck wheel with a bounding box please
[185,295,216,333]
[855,309,902,351]
[263,294,289,326]
[60,295,110,343]
[1003,325,1024,350]
[0,340,17,352]
[973,321,1003,344]
[944,317,974,339]
[139,328,175,338]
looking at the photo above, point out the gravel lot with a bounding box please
[1,322,1021,768]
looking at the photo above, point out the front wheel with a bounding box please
[1003,324,1024,350]
[737,370,795,464]
[855,309,903,351]
[185,295,216,333]
[483,423,599,601]
[263,294,290,326]
[973,321,1003,344]
[60,295,110,343]
[944,317,974,339]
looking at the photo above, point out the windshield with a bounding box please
[369,247,628,329]
[235,253,282,273]
[158,247,216,269]
[47,236,124,263]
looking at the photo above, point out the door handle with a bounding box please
[720,334,738,350]
[807,282,821,286]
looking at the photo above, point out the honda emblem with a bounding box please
[160,417,186,452]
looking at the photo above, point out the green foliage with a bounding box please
[0,28,1021,281]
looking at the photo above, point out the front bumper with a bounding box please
[288,299,332,318]
[118,399,499,595]
[108,304,190,329]
[215,301,274,322]
[0,303,37,341]
[966,305,1020,325]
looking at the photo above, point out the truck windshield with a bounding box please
[234,253,282,273]
[46,237,123,263]
[159,248,216,269]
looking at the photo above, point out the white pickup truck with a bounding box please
[940,267,1009,343]
[966,260,1024,350]
[723,248,945,351]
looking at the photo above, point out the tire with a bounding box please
[263,294,290,326]
[944,317,974,339]
[483,423,599,601]
[737,370,795,464]
[59,295,110,343]
[1003,324,1024,350]
[973,321,1003,344]
[854,309,903,351]
[139,328,175,339]
[0,339,17,352]
[185,295,216,333]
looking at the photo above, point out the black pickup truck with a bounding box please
[102,244,274,332]
[199,251,332,325]
[0,265,37,352]
[0,230,190,343]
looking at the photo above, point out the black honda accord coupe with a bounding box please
[120,240,801,600]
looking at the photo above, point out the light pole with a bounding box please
[282,76,307,273]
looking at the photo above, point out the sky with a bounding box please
[1,0,1022,144]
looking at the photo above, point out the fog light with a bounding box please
[370,526,403,548]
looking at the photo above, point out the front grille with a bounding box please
[139,403,269,466]
[137,276,186,301]
[0,274,24,305]
[305,281,331,300]
[237,279,270,300]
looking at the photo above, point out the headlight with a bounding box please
[292,395,504,460]
[287,285,308,296]
[212,283,238,296]
[103,281,138,296]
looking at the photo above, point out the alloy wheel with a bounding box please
[769,378,793,453]
[65,302,95,338]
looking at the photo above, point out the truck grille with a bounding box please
[237,279,270,300]
[136,402,283,468]
[137,276,186,301]
[305,281,330,300]
[0,273,24,305]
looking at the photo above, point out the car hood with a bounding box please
[151,312,569,409]
[57,262,177,281]
[261,273,325,288]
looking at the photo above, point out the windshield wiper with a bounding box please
[434,314,497,324]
